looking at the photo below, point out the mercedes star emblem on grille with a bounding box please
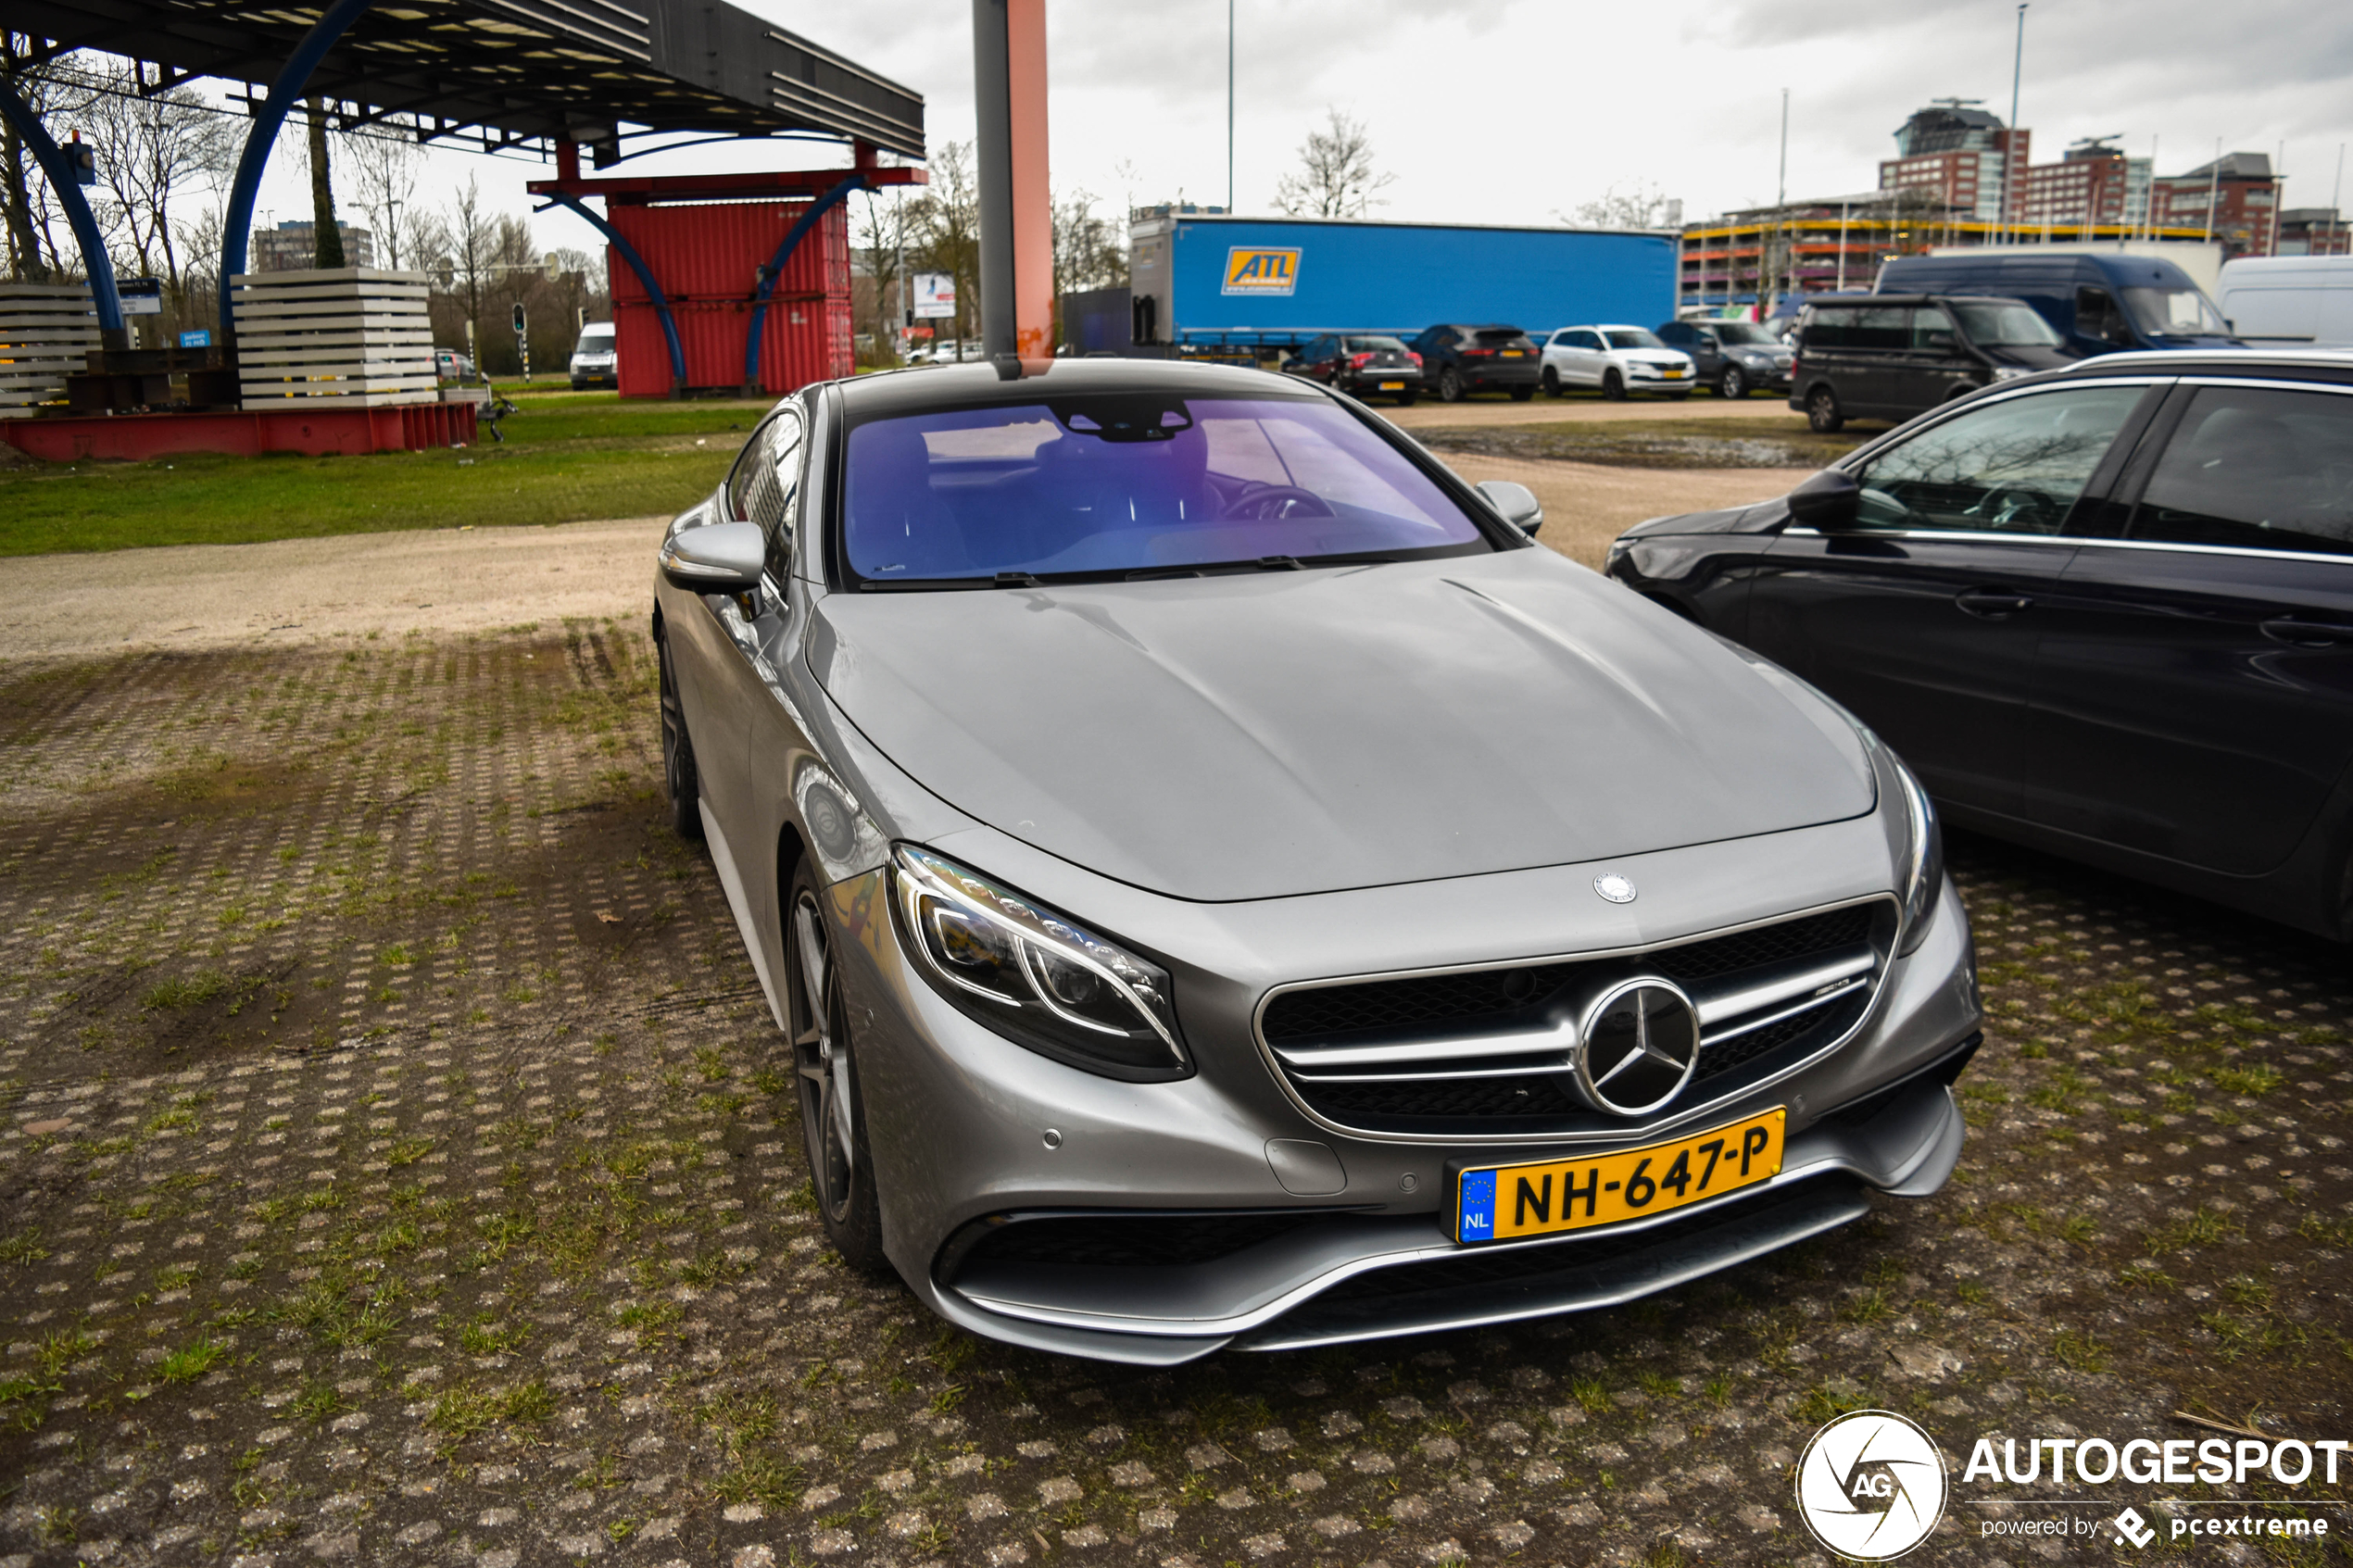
[1574,978,1702,1116]
[1593,872,1638,904]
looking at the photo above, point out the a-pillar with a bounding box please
[973,0,1052,377]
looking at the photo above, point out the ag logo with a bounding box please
[1794,1410,1948,1560]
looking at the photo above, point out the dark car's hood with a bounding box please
[811,552,1874,902]
[1981,344,2082,369]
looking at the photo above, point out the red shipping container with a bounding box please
[606,198,852,397]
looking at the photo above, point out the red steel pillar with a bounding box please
[974,0,1053,374]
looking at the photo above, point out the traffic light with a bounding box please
[511,303,527,334]
[64,136,95,187]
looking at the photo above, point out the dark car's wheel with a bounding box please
[786,861,887,1273]
[657,632,703,842]
[1541,366,1562,397]
[1508,383,1535,402]
[1719,364,1748,399]
[1438,367,1466,402]
[1602,369,1627,402]
[1806,385,1844,433]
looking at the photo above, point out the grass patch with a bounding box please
[1415,416,1859,471]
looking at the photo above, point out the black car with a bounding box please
[1406,323,1541,402]
[1284,332,1423,404]
[1607,348,2353,942]
[1788,294,2082,433]
[1655,319,1795,399]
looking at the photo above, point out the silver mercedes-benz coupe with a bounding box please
[651,359,1981,1365]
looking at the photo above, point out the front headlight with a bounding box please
[1891,753,1944,957]
[892,845,1189,1081]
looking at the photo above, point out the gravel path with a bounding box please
[0,626,2347,1567]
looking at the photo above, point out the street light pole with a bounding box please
[1227,0,1235,214]
[2006,3,2026,245]
[1772,86,1787,316]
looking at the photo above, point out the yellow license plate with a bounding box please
[1500,349,1526,357]
[1663,368,1686,377]
[1453,1108,1784,1244]
[1378,380,1404,390]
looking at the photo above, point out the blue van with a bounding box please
[1873,252,2238,356]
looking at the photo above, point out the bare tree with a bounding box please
[1274,107,1394,220]
[1569,181,1673,230]
[82,56,235,324]
[305,98,344,268]
[852,185,912,365]
[338,125,422,270]
[432,173,496,356]
[1,38,100,282]
[1051,187,1125,300]
[906,141,978,349]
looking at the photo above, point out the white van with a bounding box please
[2217,256,2353,347]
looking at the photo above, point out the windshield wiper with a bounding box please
[1255,556,1302,571]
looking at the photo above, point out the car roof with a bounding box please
[2048,346,2353,380]
[836,358,1326,417]
[1805,295,2039,307]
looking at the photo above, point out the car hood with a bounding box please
[810,552,1874,902]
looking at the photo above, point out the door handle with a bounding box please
[1955,587,2034,619]
[2259,617,2353,647]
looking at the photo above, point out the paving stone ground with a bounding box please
[1,623,2348,1568]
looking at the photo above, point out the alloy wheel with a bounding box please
[1439,368,1465,402]
[791,890,856,1224]
[1720,365,1747,399]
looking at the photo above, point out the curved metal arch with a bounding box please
[536,194,687,393]
[217,0,378,336]
[744,173,865,393]
[0,82,125,344]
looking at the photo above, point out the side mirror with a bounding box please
[1785,468,1861,530]
[661,520,766,594]
[1476,479,1543,535]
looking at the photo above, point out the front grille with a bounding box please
[1260,901,1893,1137]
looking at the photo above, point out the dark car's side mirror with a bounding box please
[661,520,766,594]
[1476,479,1543,535]
[1785,469,1861,530]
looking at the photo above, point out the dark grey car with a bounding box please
[1655,319,1795,399]
[652,359,1981,1363]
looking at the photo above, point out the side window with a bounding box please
[2076,286,2133,346]
[1806,307,1907,350]
[724,415,774,521]
[1912,309,1958,351]
[2132,385,2353,558]
[1849,385,2146,534]
[755,411,805,581]
[1576,331,1605,351]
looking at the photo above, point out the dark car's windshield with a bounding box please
[1605,329,1666,349]
[1343,335,1409,353]
[843,395,1492,584]
[1710,321,1777,345]
[2123,285,2231,337]
[1950,302,2062,347]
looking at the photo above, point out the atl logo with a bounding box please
[1794,1411,1950,1561]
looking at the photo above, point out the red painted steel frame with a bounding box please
[1006,0,1052,368]
[1,404,478,461]
[602,200,852,397]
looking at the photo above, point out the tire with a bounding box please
[1394,392,1417,407]
[1541,366,1562,397]
[1438,367,1466,403]
[1602,369,1627,402]
[657,632,703,842]
[1718,364,1748,400]
[1508,384,1536,402]
[786,859,888,1274]
[1806,385,1844,433]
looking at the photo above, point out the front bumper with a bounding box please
[825,822,1982,1363]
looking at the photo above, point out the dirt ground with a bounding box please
[0,620,2348,1568]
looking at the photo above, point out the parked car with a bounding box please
[650,358,1979,1362]
[568,321,617,390]
[1283,333,1423,404]
[1406,323,1541,401]
[1609,346,2353,943]
[1655,319,1794,399]
[1788,295,2082,432]
[1876,251,2238,357]
[2218,254,2353,348]
[1540,325,1697,400]
[433,348,479,384]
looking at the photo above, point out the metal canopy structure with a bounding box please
[0,0,925,159]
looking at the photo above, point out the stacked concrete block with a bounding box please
[231,268,436,408]
[0,282,99,418]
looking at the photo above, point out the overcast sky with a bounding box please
[247,0,2353,262]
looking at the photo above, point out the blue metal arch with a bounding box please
[0,82,125,344]
[743,173,865,392]
[536,194,687,393]
[217,0,377,336]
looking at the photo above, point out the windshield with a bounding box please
[1605,329,1666,349]
[576,327,614,350]
[1342,335,1409,353]
[1950,303,2062,348]
[1710,322,1777,345]
[843,395,1492,584]
[2122,286,2230,337]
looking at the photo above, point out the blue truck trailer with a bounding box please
[1126,209,1678,358]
